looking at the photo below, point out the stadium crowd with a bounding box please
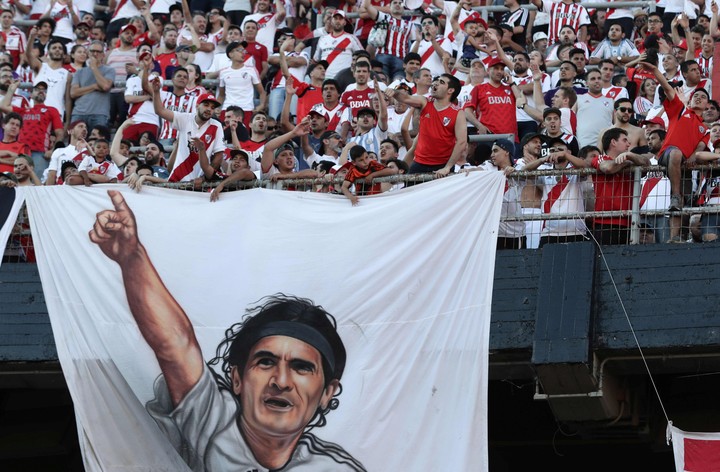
[2,0,720,248]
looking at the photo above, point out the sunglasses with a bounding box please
[617,107,633,113]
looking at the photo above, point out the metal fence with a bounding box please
[6,164,720,263]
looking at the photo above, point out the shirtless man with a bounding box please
[598,98,646,151]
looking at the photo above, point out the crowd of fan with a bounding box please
[1,0,720,247]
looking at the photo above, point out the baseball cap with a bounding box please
[197,93,221,107]
[356,107,377,119]
[543,107,562,119]
[75,21,92,29]
[120,23,137,35]
[493,139,515,156]
[639,116,666,128]
[308,109,328,120]
[533,32,548,43]
[520,132,543,149]
[486,56,505,69]
[226,40,248,58]
[176,44,192,53]
[274,143,295,158]
[308,60,329,75]
[0,171,17,183]
[332,10,346,18]
[33,81,48,89]
[676,38,688,50]
[330,162,353,175]
[230,149,250,160]
[321,130,341,141]
[460,12,487,30]
[138,50,152,61]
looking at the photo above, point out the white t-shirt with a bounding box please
[78,155,122,180]
[179,28,216,70]
[34,62,70,119]
[219,64,260,111]
[125,74,160,126]
[44,2,80,40]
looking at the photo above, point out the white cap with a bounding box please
[532,32,548,43]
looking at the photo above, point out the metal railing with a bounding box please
[7,164,720,263]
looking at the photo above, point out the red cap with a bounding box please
[460,12,488,31]
[640,116,665,129]
[138,50,152,61]
[197,93,221,107]
[486,56,505,69]
[121,23,137,35]
[676,38,688,50]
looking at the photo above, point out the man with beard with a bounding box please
[514,132,545,248]
[106,24,140,127]
[46,120,91,185]
[314,10,363,80]
[597,98,647,151]
[143,66,196,145]
[386,73,466,176]
[299,109,330,156]
[152,81,225,183]
[512,52,549,139]
[704,100,720,128]
[71,40,115,129]
[25,33,71,121]
[410,15,453,78]
[13,156,41,186]
[239,111,271,172]
[574,69,614,148]
[154,27,180,80]
[0,80,64,176]
[545,25,589,67]
[66,20,91,53]
[0,70,29,110]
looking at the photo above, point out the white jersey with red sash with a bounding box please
[126,73,160,126]
[238,139,267,172]
[111,0,142,22]
[242,12,279,54]
[411,36,453,78]
[314,32,363,79]
[539,163,586,237]
[159,91,198,140]
[602,86,629,101]
[45,144,90,183]
[310,102,351,133]
[169,113,226,182]
[78,155,122,180]
[640,159,671,211]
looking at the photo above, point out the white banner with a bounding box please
[0,186,27,267]
[24,172,503,472]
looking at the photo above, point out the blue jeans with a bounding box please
[70,114,109,130]
[31,150,49,177]
[268,87,286,121]
[376,54,405,81]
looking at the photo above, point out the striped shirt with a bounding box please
[159,91,198,140]
[375,11,416,57]
[540,0,590,45]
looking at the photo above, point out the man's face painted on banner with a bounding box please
[232,336,338,438]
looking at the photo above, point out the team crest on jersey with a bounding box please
[700,126,706,133]
[505,90,511,95]
[443,117,450,126]
[205,135,212,143]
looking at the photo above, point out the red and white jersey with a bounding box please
[269,51,309,90]
[640,159,671,211]
[184,85,208,98]
[441,2,477,43]
[238,139,266,172]
[602,86,629,101]
[44,2,80,40]
[178,28,215,70]
[514,72,551,122]
[605,0,634,19]
[241,12,280,54]
[169,112,226,182]
[0,92,30,110]
[310,102,352,132]
[696,55,713,78]
[374,11,416,57]
[111,0,142,22]
[538,164,586,236]
[697,171,720,206]
[45,144,89,182]
[410,36,453,78]
[34,62,71,119]
[159,91,198,140]
[540,0,591,45]
[125,74,159,126]
[219,64,260,111]
[415,98,461,166]
[3,26,26,68]
[314,32,363,79]
[78,155,122,180]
